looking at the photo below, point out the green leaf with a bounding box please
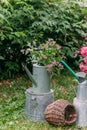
[0,56,4,60]
[0,14,9,24]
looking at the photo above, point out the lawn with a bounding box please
[0,72,85,130]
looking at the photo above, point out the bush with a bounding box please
[0,0,33,79]
[0,0,87,79]
[31,1,87,66]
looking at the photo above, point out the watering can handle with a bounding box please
[61,60,79,81]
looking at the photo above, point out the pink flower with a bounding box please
[56,44,61,50]
[52,60,57,65]
[84,58,87,64]
[79,63,87,73]
[46,64,53,72]
[41,54,47,59]
[58,63,63,69]
[45,43,48,50]
[81,47,87,57]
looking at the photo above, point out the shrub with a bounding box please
[0,0,33,79]
[0,0,87,79]
[30,1,87,66]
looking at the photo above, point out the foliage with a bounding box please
[0,0,87,79]
[0,0,33,79]
[30,1,87,66]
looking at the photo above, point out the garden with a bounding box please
[0,0,87,130]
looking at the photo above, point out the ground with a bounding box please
[0,72,86,130]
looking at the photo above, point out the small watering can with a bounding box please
[22,63,50,94]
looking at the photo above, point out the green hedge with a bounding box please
[0,0,87,79]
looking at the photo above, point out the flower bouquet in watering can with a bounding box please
[31,38,64,75]
[22,38,64,94]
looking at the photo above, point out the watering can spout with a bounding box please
[22,63,37,87]
[61,60,80,81]
[61,60,86,83]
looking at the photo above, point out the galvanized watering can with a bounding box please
[22,63,51,94]
[23,63,54,122]
[73,72,87,127]
[61,61,87,127]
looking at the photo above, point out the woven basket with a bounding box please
[44,99,77,126]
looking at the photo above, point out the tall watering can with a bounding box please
[22,63,51,94]
[61,60,87,127]
[73,72,87,127]
[23,63,54,122]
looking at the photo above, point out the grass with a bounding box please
[0,72,86,130]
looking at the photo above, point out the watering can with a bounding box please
[61,60,87,127]
[22,63,51,94]
[73,79,87,127]
[73,72,87,127]
[61,60,87,99]
[23,63,54,122]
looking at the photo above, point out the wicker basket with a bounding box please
[44,99,77,126]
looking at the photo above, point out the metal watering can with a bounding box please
[73,72,87,127]
[61,60,87,127]
[22,63,51,94]
[23,63,54,122]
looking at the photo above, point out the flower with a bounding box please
[79,46,87,75]
[84,58,87,64]
[31,38,64,73]
[80,46,87,57]
[79,62,87,73]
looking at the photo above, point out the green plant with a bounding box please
[31,1,87,66]
[30,38,64,75]
[0,0,87,79]
[0,0,33,79]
